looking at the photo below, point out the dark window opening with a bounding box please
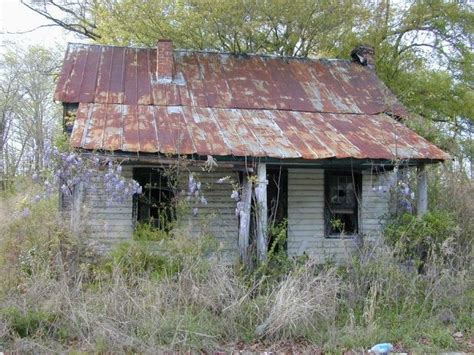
[239,166,288,253]
[325,172,361,236]
[133,167,176,231]
[63,103,78,135]
[267,167,288,252]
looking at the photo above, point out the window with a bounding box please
[63,103,78,135]
[325,172,361,236]
[133,168,176,230]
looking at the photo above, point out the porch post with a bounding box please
[416,164,428,216]
[255,163,268,262]
[238,174,252,265]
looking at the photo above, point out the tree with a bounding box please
[93,0,368,57]
[0,47,23,189]
[362,1,473,172]
[0,44,61,187]
[21,0,369,56]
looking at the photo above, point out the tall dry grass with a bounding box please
[0,173,472,352]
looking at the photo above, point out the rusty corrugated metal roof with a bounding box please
[55,44,409,115]
[71,103,448,160]
[56,43,448,161]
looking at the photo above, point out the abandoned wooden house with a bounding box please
[54,40,448,263]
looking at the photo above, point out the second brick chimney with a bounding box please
[351,45,375,69]
[157,39,173,82]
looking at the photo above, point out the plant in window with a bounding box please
[330,217,345,234]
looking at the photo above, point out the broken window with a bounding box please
[133,167,176,231]
[63,103,78,135]
[325,171,361,236]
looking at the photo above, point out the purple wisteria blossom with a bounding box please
[30,139,142,206]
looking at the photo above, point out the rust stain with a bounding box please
[56,43,448,161]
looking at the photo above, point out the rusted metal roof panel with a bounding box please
[55,44,408,117]
[71,103,449,161]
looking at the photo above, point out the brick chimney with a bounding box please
[157,39,173,82]
[351,45,375,69]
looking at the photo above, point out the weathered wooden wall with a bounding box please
[61,166,134,250]
[287,168,389,263]
[287,169,326,258]
[62,164,389,261]
[177,167,239,260]
[62,165,239,257]
[359,170,390,238]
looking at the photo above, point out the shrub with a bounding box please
[2,308,56,338]
[109,241,182,278]
[133,222,170,242]
[332,240,473,352]
[384,211,458,269]
[0,198,67,289]
[250,220,308,287]
[428,167,473,255]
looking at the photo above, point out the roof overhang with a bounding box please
[69,103,449,163]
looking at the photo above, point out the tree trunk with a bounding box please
[0,116,5,191]
[0,144,4,191]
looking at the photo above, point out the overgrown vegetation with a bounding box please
[0,172,472,352]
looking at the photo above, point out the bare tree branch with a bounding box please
[0,24,58,35]
[20,0,100,40]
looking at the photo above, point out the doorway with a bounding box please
[266,166,288,253]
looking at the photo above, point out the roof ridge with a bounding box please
[66,42,351,63]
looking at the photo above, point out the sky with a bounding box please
[0,0,86,51]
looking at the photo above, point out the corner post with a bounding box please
[255,163,268,262]
[238,174,252,265]
[417,164,428,216]
[71,182,84,236]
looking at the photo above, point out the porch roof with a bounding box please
[71,103,448,161]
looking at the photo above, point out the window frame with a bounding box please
[132,167,176,231]
[324,170,362,238]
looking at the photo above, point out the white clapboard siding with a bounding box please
[288,169,326,261]
[360,171,390,239]
[287,168,389,263]
[176,167,240,260]
[62,165,134,249]
[62,162,390,261]
[62,164,239,256]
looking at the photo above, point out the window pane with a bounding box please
[326,172,360,235]
[330,185,338,203]
[346,181,354,204]
[133,168,176,231]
